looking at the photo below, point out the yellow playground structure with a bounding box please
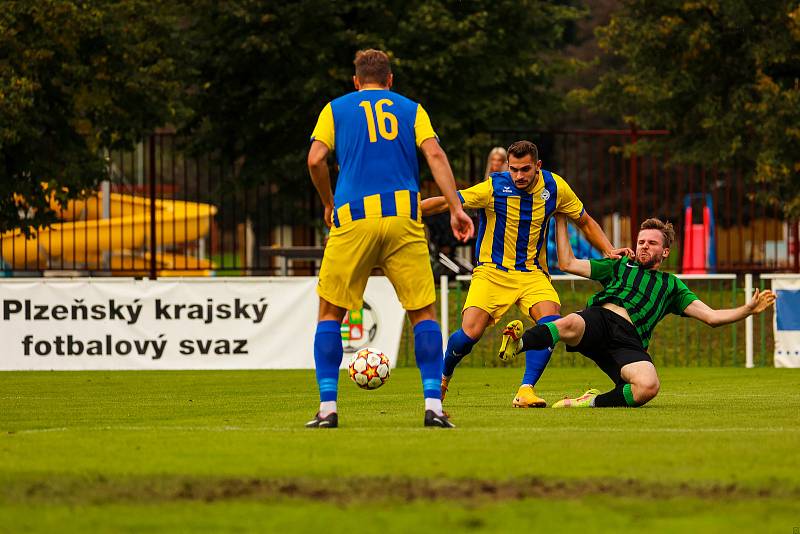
[0,191,217,276]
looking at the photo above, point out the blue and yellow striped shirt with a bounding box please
[459,171,585,273]
[310,89,437,228]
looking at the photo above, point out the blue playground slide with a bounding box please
[546,219,603,274]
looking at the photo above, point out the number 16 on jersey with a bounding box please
[359,99,398,142]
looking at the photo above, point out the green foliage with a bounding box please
[0,1,185,232]
[179,0,583,217]
[582,0,800,217]
[1,0,584,230]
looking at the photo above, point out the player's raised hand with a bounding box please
[747,289,776,315]
[605,247,635,259]
[450,208,474,242]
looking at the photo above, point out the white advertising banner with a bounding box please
[0,277,406,371]
[773,277,800,368]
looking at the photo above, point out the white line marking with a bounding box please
[3,425,796,435]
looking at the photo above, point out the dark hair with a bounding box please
[354,49,392,85]
[640,218,675,248]
[507,140,539,161]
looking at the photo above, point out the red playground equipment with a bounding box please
[682,194,717,274]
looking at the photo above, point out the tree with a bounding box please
[580,0,800,217]
[0,1,185,233]
[378,1,584,161]
[179,0,583,221]
[2,0,586,232]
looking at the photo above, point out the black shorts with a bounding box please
[566,306,652,386]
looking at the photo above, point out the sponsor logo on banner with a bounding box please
[0,277,405,371]
[340,301,379,353]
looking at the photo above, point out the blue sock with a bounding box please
[443,328,478,377]
[314,320,343,402]
[522,314,560,386]
[413,320,444,399]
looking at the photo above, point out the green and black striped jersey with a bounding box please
[586,258,698,349]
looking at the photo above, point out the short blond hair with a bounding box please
[640,218,675,248]
[354,49,391,85]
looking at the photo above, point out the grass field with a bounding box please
[2,367,799,533]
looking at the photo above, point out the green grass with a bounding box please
[2,368,799,532]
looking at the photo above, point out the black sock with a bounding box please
[520,324,556,352]
[594,383,638,407]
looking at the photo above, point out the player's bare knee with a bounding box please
[634,376,660,403]
[318,298,347,322]
[407,304,436,326]
[647,374,661,396]
[462,320,485,337]
[461,307,492,340]
[462,324,485,340]
[557,314,581,338]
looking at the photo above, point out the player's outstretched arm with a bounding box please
[420,138,473,242]
[421,196,449,216]
[307,140,335,228]
[555,215,591,278]
[573,212,633,259]
[683,289,777,327]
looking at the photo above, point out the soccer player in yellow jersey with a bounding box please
[305,50,473,428]
[422,140,629,407]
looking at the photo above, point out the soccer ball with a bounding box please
[348,348,391,390]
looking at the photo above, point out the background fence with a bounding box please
[1,129,798,277]
[472,129,800,273]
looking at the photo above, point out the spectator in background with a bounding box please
[483,146,508,181]
[426,147,508,263]
[425,147,507,270]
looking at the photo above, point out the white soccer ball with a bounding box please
[348,347,391,390]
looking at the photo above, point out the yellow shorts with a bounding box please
[463,265,560,325]
[317,217,435,311]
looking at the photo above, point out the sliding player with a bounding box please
[499,215,776,407]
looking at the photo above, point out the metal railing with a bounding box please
[477,128,800,273]
[1,129,797,276]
